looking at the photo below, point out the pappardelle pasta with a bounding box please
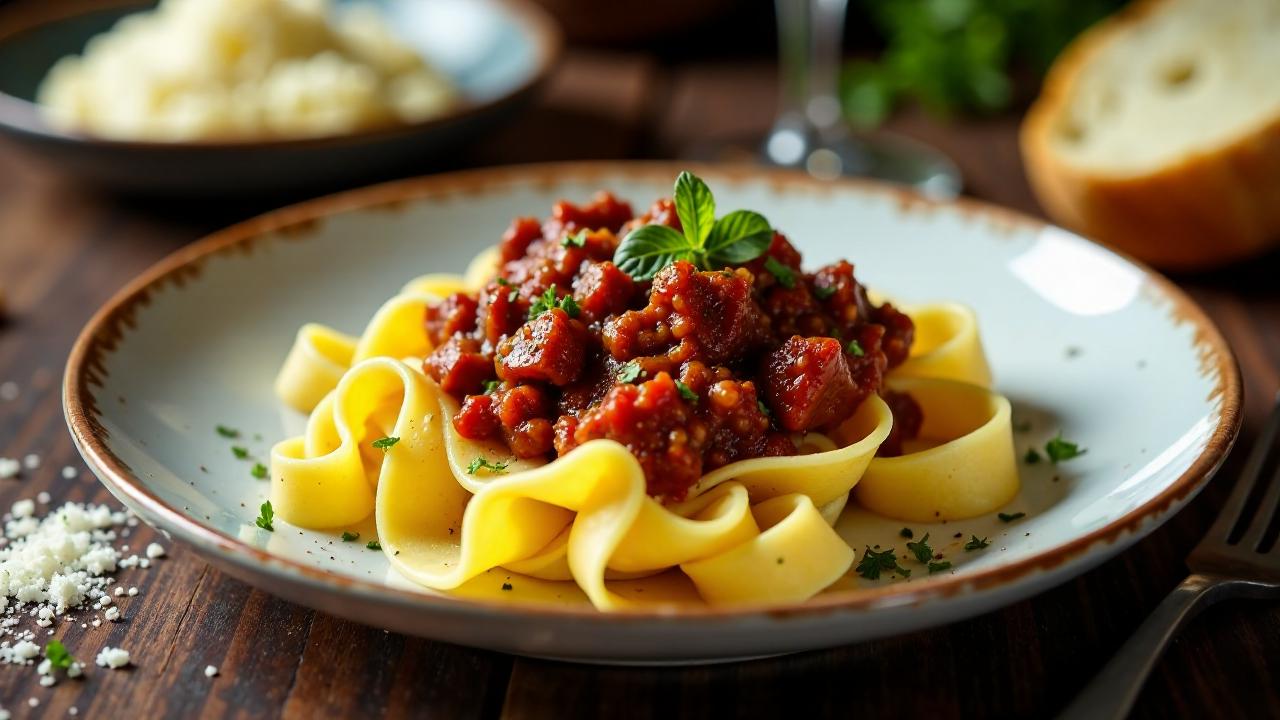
[270,172,1018,610]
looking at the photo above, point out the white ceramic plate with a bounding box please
[64,162,1241,663]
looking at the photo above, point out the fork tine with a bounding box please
[1240,458,1280,552]
[1205,394,1280,544]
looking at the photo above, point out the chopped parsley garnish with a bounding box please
[527,284,580,320]
[250,463,268,479]
[366,540,381,550]
[216,425,239,439]
[757,400,771,417]
[466,457,512,475]
[617,361,643,384]
[255,501,274,531]
[675,380,698,403]
[1024,448,1042,464]
[998,512,1026,523]
[45,639,75,670]
[1045,433,1086,463]
[341,531,360,542]
[927,560,953,574]
[613,171,774,280]
[372,436,400,451]
[561,229,589,248]
[899,527,914,539]
[906,533,934,564]
[501,582,513,591]
[964,535,990,551]
[231,446,249,460]
[813,284,837,300]
[763,256,796,288]
[846,339,865,357]
[483,380,501,394]
[856,546,911,580]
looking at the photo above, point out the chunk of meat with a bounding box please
[454,393,500,440]
[572,261,636,324]
[620,197,681,236]
[541,191,634,240]
[760,284,827,339]
[424,292,478,347]
[495,384,556,457]
[760,336,863,432]
[424,336,493,396]
[603,261,768,365]
[475,281,527,349]
[557,352,624,417]
[498,217,543,264]
[559,372,705,500]
[810,260,862,329]
[700,376,777,469]
[870,301,914,369]
[496,308,589,386]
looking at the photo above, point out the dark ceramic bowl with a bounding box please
[0,0,560,196]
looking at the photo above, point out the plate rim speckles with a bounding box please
[61,161,1242,660]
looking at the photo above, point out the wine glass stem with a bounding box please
[774,0,850,133]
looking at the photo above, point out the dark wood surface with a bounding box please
[2,50,1278,720]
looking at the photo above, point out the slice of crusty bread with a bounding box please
[1021,0,1280,269]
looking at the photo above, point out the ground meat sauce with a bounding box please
[426,190,922,502]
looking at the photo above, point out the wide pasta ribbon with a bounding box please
[271,356,891,609]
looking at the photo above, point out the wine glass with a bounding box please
[694,0,963,199]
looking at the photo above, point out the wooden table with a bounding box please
[2,50,1278,719]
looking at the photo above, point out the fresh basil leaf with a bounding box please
[674,171,716,246]
[704,210,772,266]
[614,224,693,281]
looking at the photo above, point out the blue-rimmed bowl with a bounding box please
[0,0,560,195]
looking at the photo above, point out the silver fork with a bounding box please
[1060,398,1280,720]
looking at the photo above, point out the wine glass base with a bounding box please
[682,128,963,201]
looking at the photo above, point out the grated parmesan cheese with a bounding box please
[0,458,18,480]
[145,543,165,559]
[95,646,130,669]
[204,664,218,678]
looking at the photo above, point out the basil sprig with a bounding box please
[614,172,774,280]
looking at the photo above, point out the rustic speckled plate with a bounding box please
[64,162,1241,663]
[0,0,559,195]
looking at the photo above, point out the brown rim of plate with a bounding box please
[63,160,1243,623]
[0,0,562,150]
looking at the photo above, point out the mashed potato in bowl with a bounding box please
[36,0,458,141]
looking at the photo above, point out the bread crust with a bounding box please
[1020,0,1280,270]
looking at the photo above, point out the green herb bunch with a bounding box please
[842,0,1124,127]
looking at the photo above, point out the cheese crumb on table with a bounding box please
[21,454,39,471]
[61,466,78,480]
[0,458,18,479]
[204,664,218,678]
[35,492,50,504]
[95,646,130,669]
[145,543,165,559]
